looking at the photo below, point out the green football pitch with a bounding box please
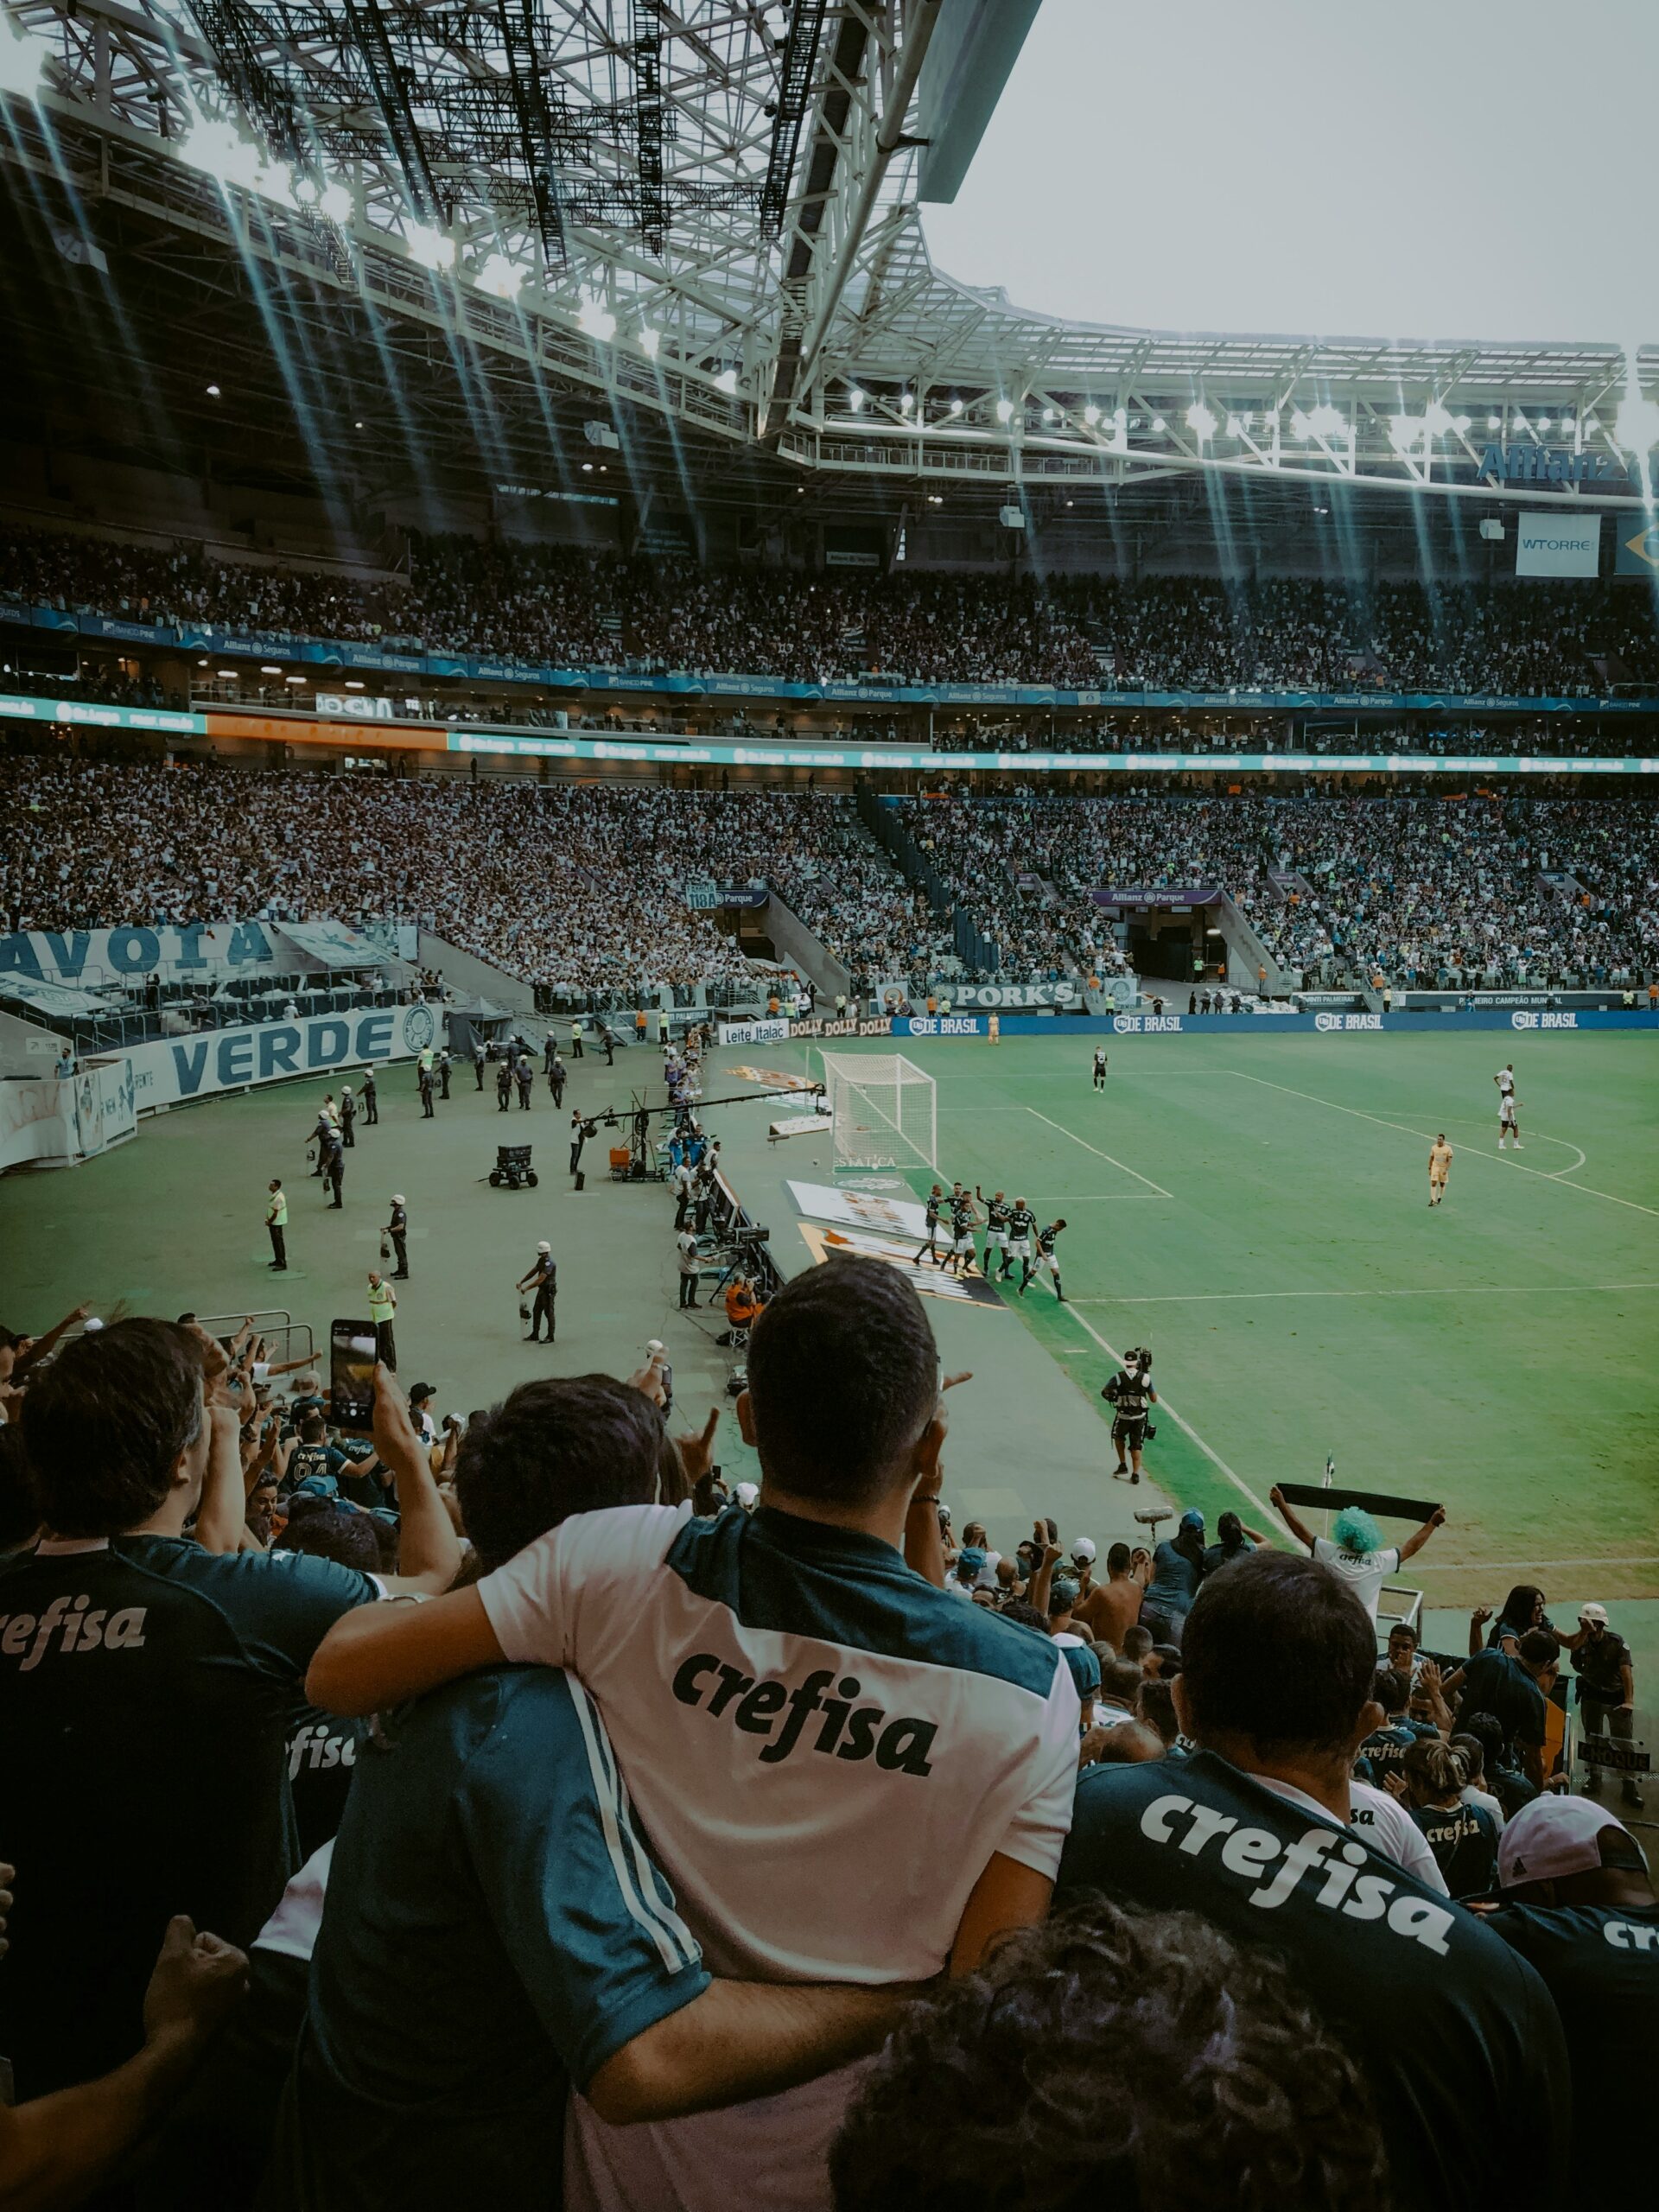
[3,1026,1654,1656]
[793,1028,1659,1607]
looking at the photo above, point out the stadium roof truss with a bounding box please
[3,0,1656,506]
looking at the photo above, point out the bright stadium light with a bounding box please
[318,179,353,225]
[1423,401,1454,437]
[1041,405,1057,423]
[1290,409,1312,440]
[1306,404,1344,439]
[476,253,523,301]
[714,367,738,394]
[900,391,915,414]
[639,326,660,358]
[1150,416,1166,434]
[1511,411,1529,434]
[948,397,963,415]
[180,116,266,192]
[406,223,456,271]
[1535,415,1551,435]
[995,397,1015,423]
[1083,404,1101,426]
[848,386,866,411]
[0,18,46,95]
[1114,407,1128,428]
[1452,414,1471,435]
[577,294,615,340]
[1389,414,1422,451]
[1615,389,1659,452]
[1487,414,1502,430]
[1185,401,1217,442]
[1582,412,1600,435]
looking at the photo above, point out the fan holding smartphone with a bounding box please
[331,1319,379,1433]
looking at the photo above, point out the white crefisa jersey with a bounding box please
[477,1499,1080,2209]
[1497,1068,1515,1095]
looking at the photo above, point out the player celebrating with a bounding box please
[1428,1134,1453,1206]
[976,1186,1012,1277]
[1091,1046,1109,1090]
[912,1182,945,1267]
[943,1185,980,1279]
[1021,1217,1068,1301]
[1497,1089,1523,1150]
[1003,1195,1037,1283]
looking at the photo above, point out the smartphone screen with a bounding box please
[330,1319,377,1431]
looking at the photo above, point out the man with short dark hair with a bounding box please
[1446,1628,1559,1791]
[283,1374,918,2206]
[829,1898,1388,2212]
[1054,1550,1570,2212]
[1073,1541,1147,1649]
[0,1329,458,2104]
[308,1259,1081,2212]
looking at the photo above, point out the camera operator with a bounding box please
[1103,1346,1158,1484]
[717,1274,764,1347]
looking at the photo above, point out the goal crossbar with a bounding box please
[820,1052,938,1173]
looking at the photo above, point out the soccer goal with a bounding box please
[820,1052,938,1174]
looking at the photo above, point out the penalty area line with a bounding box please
[1055,1299,1284,1533]
[1024,1108,1173,1198]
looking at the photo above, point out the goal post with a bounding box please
[820,1052,938,1175]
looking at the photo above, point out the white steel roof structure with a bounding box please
[3,0,1656,505]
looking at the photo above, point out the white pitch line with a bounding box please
[1024,1108,1173,1198]
[1435,1118,1588,1179]
[1417,1555,1659,1573]
[1222,1070,1659,1218]
[1054,1298,1284,1531]
[1074,1281,1659,1305]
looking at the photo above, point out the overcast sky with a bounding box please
[921,0,1657,348]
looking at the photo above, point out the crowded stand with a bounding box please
[6,527,1659,696]
[0,1262,1649,2209]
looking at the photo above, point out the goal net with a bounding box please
[821,1052,938,1174]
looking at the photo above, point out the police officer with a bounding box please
[600,1022,616,1066]
[515,1052,533,1110]
[265,1178,288,1272]
[438,1049,452,1100]
[367,1269,397,1369]
[306,1098,334,1177]
[516,1242,557,1343]
[321,1122,345,1209]
[385,1193,409,1280]
[474,1041,487,1090]
[339,1084,356,1147]
[548,1049,567,1106]
[361,1066,378,1125]
[543,1032,559,1078]
[418,1059,435,1120]
[495,1056,513,1114]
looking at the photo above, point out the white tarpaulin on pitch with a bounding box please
[787,1179,930,1238]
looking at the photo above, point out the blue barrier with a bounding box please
[891,1009,1659,1039]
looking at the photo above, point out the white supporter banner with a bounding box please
[124,1002,434,1110]
[1515,511,1601,578]
[786,1179,931,1239]
[716,1016,791,1046]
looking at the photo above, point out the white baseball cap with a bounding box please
[1497,1796,1630,1889]
[1071,1537,1097,1565]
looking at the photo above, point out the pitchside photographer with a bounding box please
[1103,1346,1158,1485]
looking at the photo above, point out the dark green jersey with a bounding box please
[1409,1798,1500,1900]
[0,1535,378,2098]
[1057,1750,1570,2212]
[1008,1205,1036,1238]
[283,1669,709,2209]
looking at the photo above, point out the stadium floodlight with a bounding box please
[1225,414,1243,437]
[715,367,739,394]
[1289,409,1311,440]
[1511,412,1528,433]
[477,253,523,301]
[1389,414,1422,451]
[180,116,266,192]
[1535,415,1551,435]
[995,397,1015,423]
[1615,391,1659,453]
[639,326,660,358]
[948,397,963,415]
[1113,407,1128,429]
[1041,405,1057,423]
[1423,402,1454,437]
[1151,416,1166,434]
[1487,414,1502,430]
[1582,413,1599,435]
[1185,402,1217,442]
[577,295,615,340]
[900,392,915,414]
[1083,404,1101,426]
[406,224,456,271]
[849,385,866,411]
[1452,415,1471,435]
[0,18,45,95]
[318,179,353,226]
[1307,404,1345,439]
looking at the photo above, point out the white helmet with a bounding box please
[537,1241,551,1254]
[392,1194,405,1206]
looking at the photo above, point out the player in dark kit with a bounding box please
[1092,1047,1108,1089]
[976,1187,1012,1279]
[912,1184,946,1266]
[1002,1198,1037,1282]
[1020,1217,1067,1300]
[942,1186,980,1279]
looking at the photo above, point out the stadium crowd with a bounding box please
[0,1262,1648,2209]
[6,527,1658,694]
